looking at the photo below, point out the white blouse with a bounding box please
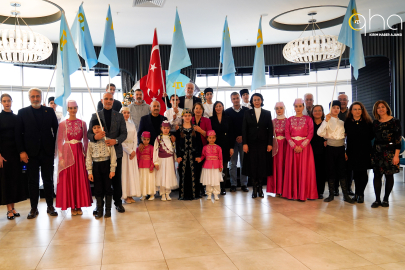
[254,107,261,123]
[317,117,345,146]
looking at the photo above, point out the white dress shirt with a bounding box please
[317,117,345,146]
[254,107,261,123]
[203,103,214,118]
[164,107,183,131]
[242,101,252,109]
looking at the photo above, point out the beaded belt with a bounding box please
[291,136,306,141]
[207,157,219,160]
[65,139,81,144]
[276,136,285,140]
[125,140,133,144]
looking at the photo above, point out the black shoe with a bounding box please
[357,195,364,203]
[324,195,334,202]
[241,186,249,192]
[47,206,58,216]
[230,186,237,192]
[381,201,389,207]
[257,186,264,198]
[95,197,104,219]
[220,188,226,195]
[93,207,98,216]
[343,195,356,204]
[11,208,20,217]
[251,183,257,198]
[27,208,39,219]
[7,210,15,220]
[371,201,381,208]
[318,194,324,199]
[145,195,151,200]
[339,178,355,204]
[105,195,113,218]
[115,205,125,213]
[348,190,355,196]
[334,191,339,196]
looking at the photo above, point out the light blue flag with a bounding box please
[98,5,120,78]
[165,70,190,97]
[55,12,81,114]
[168,8,191,83]
[251,16,266,91]
[71,3,97,72]
[338,0,365,79]
[220,17,236,87]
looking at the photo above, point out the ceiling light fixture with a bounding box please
[282,12,345,63]
[0,2,53,63]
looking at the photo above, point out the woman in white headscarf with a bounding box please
[120,107,141,203]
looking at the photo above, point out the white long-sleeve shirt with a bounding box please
[317,117,345,147]
[241,101,252,109]
[203,103,214,118]
[164,108,183,132]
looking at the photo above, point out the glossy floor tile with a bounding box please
[0,173,404,269]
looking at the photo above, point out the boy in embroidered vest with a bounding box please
[137,132,156,200]
[153,121,178,201]
[199,130,223,201]
[86,119,117,219]
[317,100,355,204]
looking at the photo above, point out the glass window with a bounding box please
[261,88,278,113]
[81,70,101,88]
[337,68,352,81]
[83,92,101,124]
[5,91,23,112]
[266,76,278,85]
[70,70,88,88]
[298,87,317,104]
[207,75,234,87]
[280,88,297,116]
[0,63,21,86]
[23,66,56,87]
[279,72,316,84]
[242,75,252,86]
[234,75,242,86]
[317,86,335,112]
[317,68,351,82]
[195,75,206,88]
[101,75,122,91]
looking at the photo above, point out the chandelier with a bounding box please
[0,2,53,63]
[283,12,345,63]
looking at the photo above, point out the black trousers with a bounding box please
[27,152,54,209]
[112,157,122,206]
[93,160,113,197]
[353,169,368,196]
[325,146,346,180]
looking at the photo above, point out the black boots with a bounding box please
[252,179,257,198]
[95,197,104,219]
[104,195,112,218]
[93,199,104,216]
[324,179,335,202]
[220,182,226,195]
[340,178,355,204]
[257,179,264,198]
[251,179,264,198]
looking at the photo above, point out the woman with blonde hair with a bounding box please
[370,100,401,208]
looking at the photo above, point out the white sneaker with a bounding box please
[166,194,172,201]
[148,195,155,201]
[214,194,219,201]
[206,193,212,200]
[161,194,167,201]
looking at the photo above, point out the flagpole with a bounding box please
[215,61,221,100]
[44,64,57,105]
[329,43,345,112]
[156,28,168,110]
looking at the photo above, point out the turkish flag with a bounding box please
[137,70,167,115]
[147,29,164,96]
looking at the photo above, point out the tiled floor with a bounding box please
[1,173,405,269]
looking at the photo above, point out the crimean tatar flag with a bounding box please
[220,17,236,87]
[98,5,120,78]
[55,12,81,114]
[251,16,266,92]
[338,0,365,79]
[167,8,191,83]
[71,3,97,72]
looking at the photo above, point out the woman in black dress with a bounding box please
[0,94,28,220]
[371,100,401,208]
[242,93,273,198]
[345,102,374,203]
[310,105,327,199]
[175,109,202,200]
[209,101,234,195]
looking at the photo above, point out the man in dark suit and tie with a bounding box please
[18,88,59,219]
[162,82,202,109]
[88,92,127,213]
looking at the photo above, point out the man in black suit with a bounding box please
[88,92,127,213]
[162,82,202,109]
[18,88,59,219]
[137,100,168,146]
[97,83,122,112]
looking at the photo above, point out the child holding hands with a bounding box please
[86,119,117,219]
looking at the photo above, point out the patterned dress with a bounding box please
[371,118,402,175]
[175,128,202,200]
[282,116,318,200]
[267,118,287,194]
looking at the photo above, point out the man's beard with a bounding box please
[31,102,41,108]
[136,98,143,103]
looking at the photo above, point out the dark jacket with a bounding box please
[242,108,273,146]
[97,99,122,112]
[18,106,58,157]
[163,95,202,109]
[209,114,234,163]
[137,114,168,145]
[87,109,127,158]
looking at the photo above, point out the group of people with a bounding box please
[0,82,402,221]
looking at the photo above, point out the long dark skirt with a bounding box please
[242,141,273,179]
[178,151,200,200]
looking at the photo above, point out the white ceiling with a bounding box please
[0,0,404,48]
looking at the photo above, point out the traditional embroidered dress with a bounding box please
[121,120,141,199]
[282,115,318,200]
[200,144,223,195]
[175,127,202,200]
[267,118,287,194]
[137,144,156,196]
[56,119,93,210]
[153,134,178,195]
